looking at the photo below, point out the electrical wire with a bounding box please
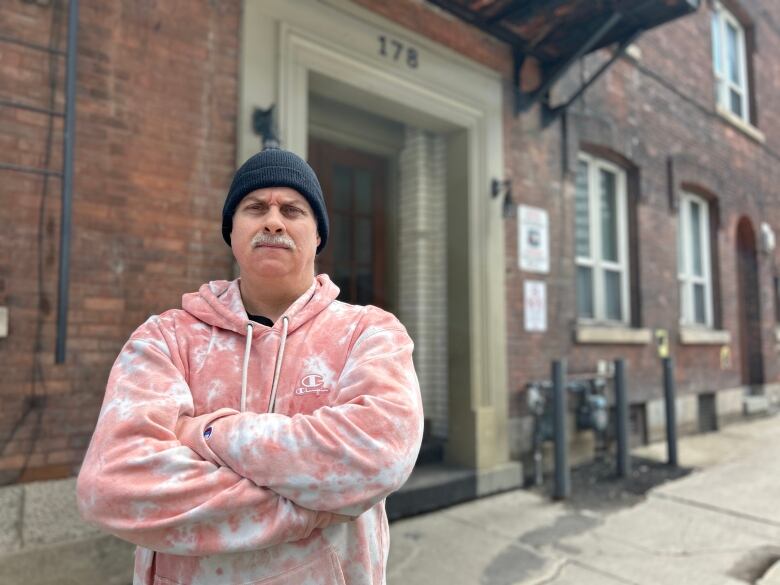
[0,0,65,484]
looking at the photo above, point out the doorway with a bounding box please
[736,217,764,385]
[308,138,390,309]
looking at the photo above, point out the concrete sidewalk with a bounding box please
[388,414,780,585]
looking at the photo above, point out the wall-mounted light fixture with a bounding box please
[492,178,514,219]
[252,105,280,149]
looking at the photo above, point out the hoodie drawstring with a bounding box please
[268,316,289,413]
[240,316,289,414]
[241,323,253,413]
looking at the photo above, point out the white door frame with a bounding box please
[240,0,510,469]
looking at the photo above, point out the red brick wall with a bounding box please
[350,0,513,76]
[0,0,240,484]
[3,0,780,482]
[503,1,780,415]
[351,0,780,416]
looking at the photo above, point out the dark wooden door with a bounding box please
[736,218,764,385]
[308,139,388,308]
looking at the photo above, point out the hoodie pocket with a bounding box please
[248,548,346,585]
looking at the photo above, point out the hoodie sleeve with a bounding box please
[195,310,424,516]
[76,316,336,555]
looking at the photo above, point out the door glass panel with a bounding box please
[333,165,352,212]
[604,269,623,321]
[334,261,352,302]
[354,169,373,215]
[577,266,594,319]
[356,218,372,265]
[575,161,590,258]
[333,214,352,264]
[600,169,618,263]
[356,272,373,305]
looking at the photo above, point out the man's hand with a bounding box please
[175,412,233,467]
[177,413,356,532]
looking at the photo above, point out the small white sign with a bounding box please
[524,281,547,332]
[518,205,549,274]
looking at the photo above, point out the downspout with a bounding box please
[55,0,79,364]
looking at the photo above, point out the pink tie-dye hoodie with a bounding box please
[76,275,423,585]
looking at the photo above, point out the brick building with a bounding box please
[1,0,779,576]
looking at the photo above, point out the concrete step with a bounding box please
[387,464,476,521]
[387,461,523,521]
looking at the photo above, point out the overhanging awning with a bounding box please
[427,0,700,117]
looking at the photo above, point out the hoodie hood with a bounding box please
[181,274,340,336]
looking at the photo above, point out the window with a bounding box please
[678,193,714,327]
[575,154,630,324]
[711,2,750,122]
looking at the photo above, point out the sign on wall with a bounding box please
[518,205,550,274]
[524,280,547,332]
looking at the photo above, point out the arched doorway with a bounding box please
[736,217,764,386]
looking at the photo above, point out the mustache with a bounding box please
[251,233,296,250]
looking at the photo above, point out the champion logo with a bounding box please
[295,374,329,396]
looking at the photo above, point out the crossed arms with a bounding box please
[76,313,423,556]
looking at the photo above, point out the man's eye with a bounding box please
[283,206,303,215]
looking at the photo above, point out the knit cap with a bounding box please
[222,148,329,254]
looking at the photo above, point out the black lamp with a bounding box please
[252,105,280,149]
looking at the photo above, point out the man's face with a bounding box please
[231,187,320,281]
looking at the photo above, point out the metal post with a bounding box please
[662,357,678,466]
[552,360,570,500]
[56,0,79,363]
[614,359,630,477]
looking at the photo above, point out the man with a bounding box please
[77,148,424,585]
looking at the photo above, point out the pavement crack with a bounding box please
[597,531,761,558]
[651,492,780,528]
[569,558,641,584]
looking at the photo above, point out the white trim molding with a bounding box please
[240,0,509,469]
[575,325,652,345]
[715,104,766,143]
[679,327,731,345]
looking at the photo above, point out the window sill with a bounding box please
[679,327,731,345]
[575,325,652,345]
[716,105,765,144]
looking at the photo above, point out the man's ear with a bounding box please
[316,234,321,248]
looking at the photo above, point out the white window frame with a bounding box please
[575,153,631,325]
[711,1,750,122]
[678,193,715,328]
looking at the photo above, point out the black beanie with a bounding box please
[222,148,329,254]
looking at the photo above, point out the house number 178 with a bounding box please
[378,35,419,69]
